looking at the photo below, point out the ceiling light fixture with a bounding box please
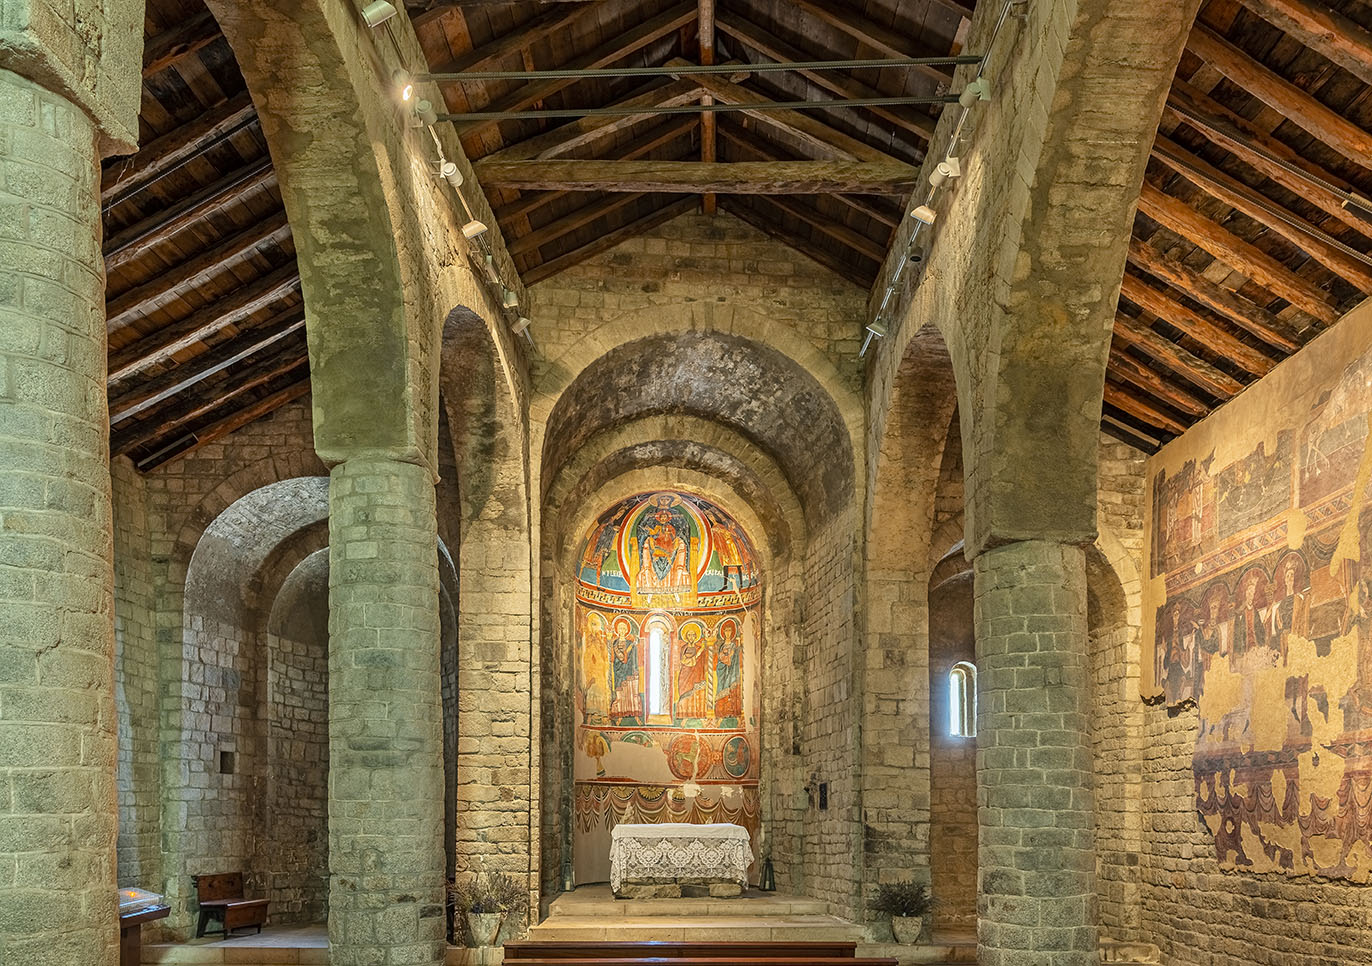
[393,69,414,102]
[909,204,937,225]
[462,219,488,239]
[413,98,439,127]
[502,288,520,310]
[511,316,532,335]
[361,1,398,27]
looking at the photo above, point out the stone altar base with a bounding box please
[615,877,743,899]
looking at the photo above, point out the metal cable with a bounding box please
[439,94,961,122]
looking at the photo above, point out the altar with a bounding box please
[609,822,751,898]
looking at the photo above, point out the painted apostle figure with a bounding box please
[580,612,611,723]
[673,622,710,722]
[609,617,642,724]
[713,618,744,725]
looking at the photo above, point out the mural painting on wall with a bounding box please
[573,492,763,872]
[1148,346,1372,882]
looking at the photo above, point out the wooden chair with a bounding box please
[193,873,269,938]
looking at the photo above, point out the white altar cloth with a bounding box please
[609,823,751,893]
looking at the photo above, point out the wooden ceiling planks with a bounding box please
[1102,0,1372,451]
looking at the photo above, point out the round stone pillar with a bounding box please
[327,456,446,966]
[973,540,1097,966]
[0,67,118,966]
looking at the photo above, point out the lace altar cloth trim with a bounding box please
[609,824,750,892]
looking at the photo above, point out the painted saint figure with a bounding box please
[636,495,693,595]
[580,612,611,723]
[713,618,744,724]
[673,622,710,722]
[1270,554,1309,660]
[1232,569,1270,667]
[609,617,643,724]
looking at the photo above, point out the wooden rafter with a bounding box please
[1104,380,1189,435]
[419,0,601,39]
[1137,181,1342,325]
[102,92,257,205]
[491,117,697,225]
[1126,238,1301,352]
[106,210,293,332]
[721,198,874,287]
[1119,273,1278,376]
[1108,345,1212,417]
[786,0,953,86]
[103,156,276,272]
[1186,23,1372,166]
[716,121,900,233]
[758,196,885,262]
[109,306,306,420]
[715,13,936,144]
[508,192,648,257]
[1112,311,1246,399]
[699,0,717,216]
[475,159,919,194]
[1166,81,1372,238]
[1235,0,1372,88]
[477,78,703,163]
[523,197,697,283]
[108,264,301,379]
[143,10,222,77]
[457,3,697,141]
[135,379,312,470]
[1152,133,1372,292]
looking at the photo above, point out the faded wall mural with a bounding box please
[572,491,763,884]
[1144,307,1372,881]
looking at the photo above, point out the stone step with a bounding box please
[858,941,977,965]
[546,893,829,919]
[525,915,864,944]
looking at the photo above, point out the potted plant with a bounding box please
[871,881,932,944]
[449,872,528,947]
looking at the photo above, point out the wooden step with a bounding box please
[505,940,861,960]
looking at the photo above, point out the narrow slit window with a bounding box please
[648,625,666,716]
[949,662,976,738]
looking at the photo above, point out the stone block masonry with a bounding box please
[974,540,1097,966]
[0,66,119,966]
[328,457,446,966]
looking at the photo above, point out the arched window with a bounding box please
[949,662,976,738]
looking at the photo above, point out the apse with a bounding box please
[570,490,764,885]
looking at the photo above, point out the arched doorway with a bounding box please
[569,490,764,885]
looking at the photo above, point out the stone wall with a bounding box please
[929,571,976,932]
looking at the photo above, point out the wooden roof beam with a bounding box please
[424,1,605,68]
[721,198,875,288]
[1165,81,1371,238]
[1126,238,1301,352]
[458,3,697,141]
[112,340,309,457]
[1136,180,1343,325]
[1236,0,1372,88]
[134,379,312,471]
[675,57,898,162]
[715,13,936,144]
[1186,23,1372,167]
[699,0,717,216]
[1152,133,1372,293]
[523,197,697,283]
[1112,311,1246,398]
[476,159,920,194]
[102,91,257,206]
[1104,380,1190,436]
[508,192,648,257]
[757,195,887,263]
[143,10,221,77]
[1108,345,1213,417]
[108,305,306,421]
[717,120,900,230]
[105,210,293,332]
[786,0,954,85]
[491,116,697,224]
[1119,273,1278,376]
[477,77,703,164]
[103,155,276,273]
[108,264,302,379]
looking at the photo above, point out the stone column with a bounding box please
[328,456,446,966]
[973,540,1096,966]
[0,67,119,966]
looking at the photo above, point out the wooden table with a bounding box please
[120,904,170,966]
[609,822,751,898]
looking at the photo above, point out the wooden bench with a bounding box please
[193,873,269,938]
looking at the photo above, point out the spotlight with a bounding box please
[393,69,413,102]
[414,98,438,127]
[511,316,532,335]
[440,161,464,190]
[910,204,937,225]
[865,320,889,338]
[937,157,962,179]
[502,288,520,310]
[462,219,488,239]
[958,77,991,108]
[481,254,501,285]
[362,1,398,27]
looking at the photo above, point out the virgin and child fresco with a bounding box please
[1146,332,1372,882]
[570,491,763,882]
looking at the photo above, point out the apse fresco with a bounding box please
[572,491,762,883]
[1146,329,1372,882]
